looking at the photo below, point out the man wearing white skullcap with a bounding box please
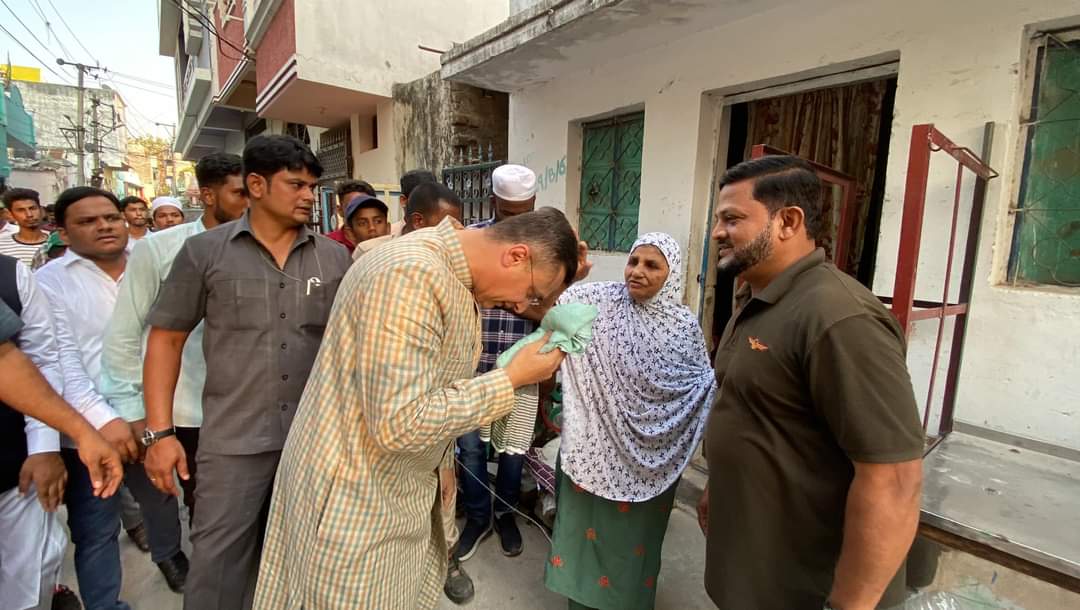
[449,162,540,602]
[489,164,538,222]
[150,197,185,231]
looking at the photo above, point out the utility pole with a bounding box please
[57,58,101,186]
[90,96,101,187]
[155,122,177,196]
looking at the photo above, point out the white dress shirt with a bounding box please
[34,249,121,444]
[12,261,64,454]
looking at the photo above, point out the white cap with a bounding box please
[151,196,182,214]
[491,164,538,202]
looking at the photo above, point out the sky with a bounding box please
[0,0,179,141]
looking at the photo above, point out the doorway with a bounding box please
[703,75,898,348]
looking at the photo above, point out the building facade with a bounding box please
[15,81,130,190]
[158,0,508,224]
[443,0,1080,601]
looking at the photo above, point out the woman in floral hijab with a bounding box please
[545,232,716,610]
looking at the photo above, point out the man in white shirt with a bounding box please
[35,187,187,609]
[0,189,50,267]
[0,254,72,610]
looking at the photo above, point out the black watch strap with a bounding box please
[141,426,176,448]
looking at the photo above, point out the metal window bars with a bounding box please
[443,143,501,226]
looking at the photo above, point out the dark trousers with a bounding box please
[176,426,200,526]
[457,430,525,526]
[183,450,280,610]
[61,449,130,610]
[122,462,182,564]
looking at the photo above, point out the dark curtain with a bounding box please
[744,79,888,275]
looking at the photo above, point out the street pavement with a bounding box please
[59,503,714,609]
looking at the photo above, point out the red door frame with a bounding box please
[882,123,998,439]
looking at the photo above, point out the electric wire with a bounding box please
[0,21,72,83]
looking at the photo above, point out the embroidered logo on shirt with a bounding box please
[748,336,769,352]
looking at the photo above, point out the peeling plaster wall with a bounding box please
[393,73,453,178]
[393,72,509,178]
[503,0,1080,449]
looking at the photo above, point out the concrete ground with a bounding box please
[60,504,715,610]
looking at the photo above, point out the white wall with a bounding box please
[9,169,65,206]
[350,100,399,195]
[296,0,508,98]
[505,0,1080,450]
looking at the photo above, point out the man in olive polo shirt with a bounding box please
[699,155,924,610]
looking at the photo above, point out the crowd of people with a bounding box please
[0,133,925,610]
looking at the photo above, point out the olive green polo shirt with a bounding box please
[704,248,923,610]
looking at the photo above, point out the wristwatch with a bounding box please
[141,427,176,448]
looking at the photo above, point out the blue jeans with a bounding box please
[61,450,131,610]
[457,430,524,526]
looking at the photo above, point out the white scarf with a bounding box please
[559,233,717,502]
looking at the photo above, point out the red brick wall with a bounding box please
[254,0,296,95]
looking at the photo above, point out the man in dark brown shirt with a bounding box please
[700,156,924,610]
[141,135,351,610]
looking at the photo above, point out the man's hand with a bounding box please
[697,486,709,535]
[144,436,188,497]
[73,430,125,498]
[439,466,456,512]
[504,332,565,388]
[98,418,139,463]
[18,452,67,512]
[573,240,592,283]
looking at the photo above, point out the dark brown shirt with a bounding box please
[704,248,923,610]
[147,213,351,455]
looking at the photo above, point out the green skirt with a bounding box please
[544,466,678,610]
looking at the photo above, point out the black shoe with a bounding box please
[51,585,82,610]
[453,519,492,561]
[494,513,523,557]
[157,551,189,593]
[443,556,475,605]
[125,523,150,553]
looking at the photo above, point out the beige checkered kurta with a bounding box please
[254,219,515,610]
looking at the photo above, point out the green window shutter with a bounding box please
[1011,40,1080,287]
[579,112,644,251]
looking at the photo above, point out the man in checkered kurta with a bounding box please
[254,214,578,609]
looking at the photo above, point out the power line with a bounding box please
[0,21,71,83]
[102,68,174,90]
[44,0,97,64]
[172,0,253,62]
[96,74,175,98]
[104,74,174,94]
[0,0,75,79]
[27,0,47,23]
[24,0,80,76]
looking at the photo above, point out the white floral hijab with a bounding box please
[557,233,717,502]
